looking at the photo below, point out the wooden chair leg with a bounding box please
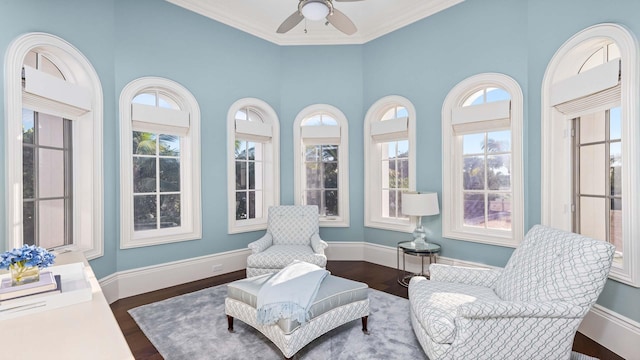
[361,316,369,335]
[227,315,234,332]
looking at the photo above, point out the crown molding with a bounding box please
[166,0,463,46]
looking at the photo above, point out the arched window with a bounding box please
[294,105,349,227]
[119,77,201,248]
[4,33,103,259]
[442,73,524,247]
[227,98,280,234]
[541,23,639,286]
[364,96,416,232]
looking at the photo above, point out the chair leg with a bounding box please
[227,315,234,332]
[362,316,369,335]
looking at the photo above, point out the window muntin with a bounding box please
[22,109,73,248]
[573,107,622,267]
[442,74,524,247]
[381,140,409,220]
[132,131,181,231]
[304,143,339,217]
[227,99,279,234]
[120,77,201,248]
[462,130,512,230]
[294,105,349,227]
[234,138,264,221]
[300,113,340,218]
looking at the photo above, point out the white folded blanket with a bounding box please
[256,260,329,325]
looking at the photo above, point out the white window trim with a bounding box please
[541,23,640,287]
[119,77,202,249]
[364,95,416,232]
[442,73,524,247]
[226,98,280,234]
[294,104,350,227]
[4,32,104,259]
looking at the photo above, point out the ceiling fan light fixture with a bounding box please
[301,1,330,21]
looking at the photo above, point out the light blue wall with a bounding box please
[0,0,639,323]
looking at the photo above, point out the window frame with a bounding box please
[293,104,349,227]
[226,98,280,234]
[4,32,104,259]
[442,73,524,247]
[119,77,202,249]
[364,95,417,232]
[541,23,640,287]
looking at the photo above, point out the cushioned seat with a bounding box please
[408,225,616,360]
[225,273,370,358]
[246,205,328,277]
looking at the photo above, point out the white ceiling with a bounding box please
[166,0,464,46]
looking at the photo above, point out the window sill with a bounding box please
[365,218,413,233]
[443,227,518,248]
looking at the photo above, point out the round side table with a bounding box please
[396,241,441,287]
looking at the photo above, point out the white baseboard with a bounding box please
[100,248,250,304]
[99,241,638,358]
[578,303,640,360]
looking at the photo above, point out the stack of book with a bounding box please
[0,271,61,303]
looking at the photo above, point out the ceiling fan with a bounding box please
[277,0,364,36]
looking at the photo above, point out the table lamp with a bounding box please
[402,192,440,246]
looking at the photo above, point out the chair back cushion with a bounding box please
[268,205,319,245]
[494,225,615,307]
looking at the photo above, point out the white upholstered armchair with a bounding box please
[409,224,615,360]
[246,205,328,278]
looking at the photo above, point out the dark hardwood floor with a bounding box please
[110,261,624,360]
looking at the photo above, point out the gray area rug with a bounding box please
[129,283,599,360]
[129,284,424,359]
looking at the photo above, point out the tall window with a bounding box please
[5,33,103,259]
[364,96,416,232]
[227,98,279,234]
[542,24,639,286]
[294,105,349,227]
[22,109,72,248]
[442,74,524,247]
[120,78,201,248]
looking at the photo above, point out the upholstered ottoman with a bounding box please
[225,273,370,359]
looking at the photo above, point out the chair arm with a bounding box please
[247,233,273,254]
[310,233,328,254]
[457,300,585,319]
[429,264,503,288]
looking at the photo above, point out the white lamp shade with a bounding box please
[402,192,440,216]
[301,2,329,21]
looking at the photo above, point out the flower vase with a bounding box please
[9,262,40,286]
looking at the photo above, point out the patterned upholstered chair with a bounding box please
[246,205,328,278]
[409,225,615,360]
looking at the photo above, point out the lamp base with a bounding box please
[412,222,427,246]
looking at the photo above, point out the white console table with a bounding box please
[0,251,133,360]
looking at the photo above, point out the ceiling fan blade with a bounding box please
[277,11,304,34]
[327,8,357,35]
